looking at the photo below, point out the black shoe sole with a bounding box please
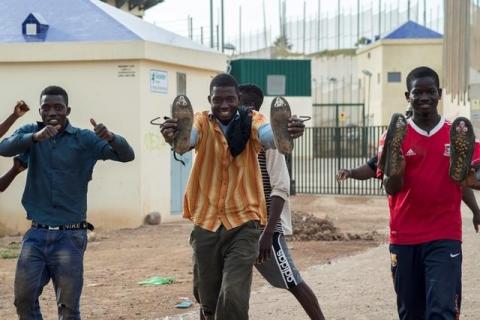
[172,95,193,154]
[270,96,293,154]
[449,117,475,182]
[379,113,407,177]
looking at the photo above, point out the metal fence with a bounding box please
[290,125,387,195]
[313,103,365,127]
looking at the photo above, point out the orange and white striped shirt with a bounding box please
[183,111,268,231]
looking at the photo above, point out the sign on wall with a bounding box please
[117,64,136,77]
[150,70,168,94]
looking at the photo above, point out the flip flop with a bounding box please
[270,96,293,154]
[378,113,407,177]
[171,95,193,155]
[449,117,475,182]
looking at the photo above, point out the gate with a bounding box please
[290,125,387,195]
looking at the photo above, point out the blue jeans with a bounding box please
[390,240,462,320]
[14,228,87,320]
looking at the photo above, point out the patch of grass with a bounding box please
[0,242,21,259]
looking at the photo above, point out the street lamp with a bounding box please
[361,69,372,126]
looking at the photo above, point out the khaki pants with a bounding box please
[191,220,261,320]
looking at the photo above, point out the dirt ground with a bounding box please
[0,195,389,320]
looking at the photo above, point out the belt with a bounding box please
[31,221,94,231]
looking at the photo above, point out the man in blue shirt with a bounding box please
[0,85,135,319]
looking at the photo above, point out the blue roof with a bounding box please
[383,20,443,40]
[27,13,49,25]
[0,0,213,52]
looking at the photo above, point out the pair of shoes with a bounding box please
[378,113,476,183]
[377,113,408,177]
[153,95,308,156]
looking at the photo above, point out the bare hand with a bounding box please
[336,169,351,181]
[13,100,29,117]
[288,115,305,139]
[473,213,480,233]
[257,231,273,264]
[91,119,114,142]
[160,118,178,144]
[461,168,480,189]
[33,124,61,142]
[13,157,26,173]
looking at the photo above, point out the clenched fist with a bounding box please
[32,124,62,142]
[13,101,29,118]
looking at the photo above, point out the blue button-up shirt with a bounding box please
[0,121,135,226]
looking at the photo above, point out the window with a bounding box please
[267,75,286,96]
[26,24,37,35]
[176,72,186,95]
[387,72,401,83]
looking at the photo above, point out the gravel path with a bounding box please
[175,211,480,320]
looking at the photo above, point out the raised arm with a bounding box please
[0,101,29,139]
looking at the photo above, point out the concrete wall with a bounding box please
[138,60,219,223]
[0,60,141,233]
[357,42,384,126]
[310,53,361,105]
[0,42,226,234]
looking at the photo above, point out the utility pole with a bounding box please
[239,6,242,53]
[278,0,283,38]
[221,0,224,53]
[317,0,321,52]
[216,24,219,50]
[210,0,214,48]
[188,16,193,40]
[378,0,381,36]
[263,0,268,47]
[407,0,411,21]
[282,0,287,39]
[357,0,360,45]
[303,1,306,54]
[337,0,341,49]
[423,0,427,26]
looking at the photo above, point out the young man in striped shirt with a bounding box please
[160,74,305,320]
[240,84,325,320]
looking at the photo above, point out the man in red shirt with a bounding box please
[377,66,480,319]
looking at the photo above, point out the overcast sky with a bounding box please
[145,0,369,39]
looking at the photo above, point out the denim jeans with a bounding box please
[14,228,87,320]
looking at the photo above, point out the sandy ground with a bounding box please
[3,195,478,319]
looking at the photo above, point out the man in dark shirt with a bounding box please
[0,86,134,319]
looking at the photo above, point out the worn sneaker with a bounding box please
[378,113,407,177]
[449,117,475,182]
[171,95,193,155]
[270,96,293,154]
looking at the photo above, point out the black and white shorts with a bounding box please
[255,232,303,289]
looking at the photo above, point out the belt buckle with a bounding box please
[48,226,60,230]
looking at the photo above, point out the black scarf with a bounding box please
[225,106,252,157]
